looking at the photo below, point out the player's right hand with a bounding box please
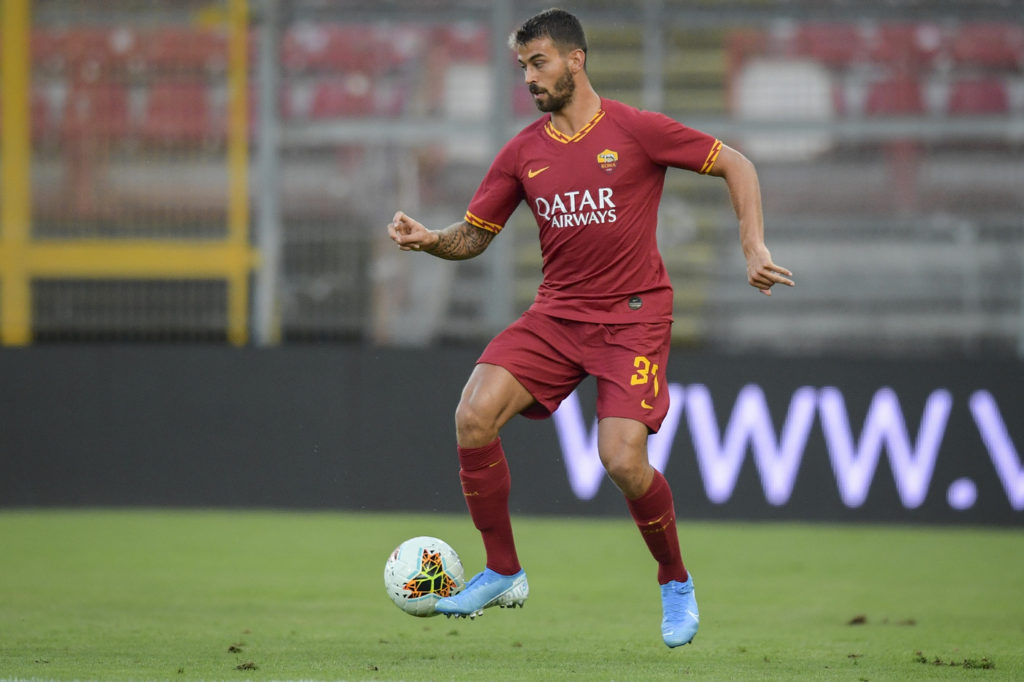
[388,211,437,252]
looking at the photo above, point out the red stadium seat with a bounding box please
[32,27,150,78]
[867,24,946,68]
[309,77,375,117]
[143,27,227,73]
[725,29,770,68]
[441,23,491,62]
[31,28,66,73]
[865,76,925,116]
[141,82,219,144]
[951,23,1024,68]
[61,83,132,140]
[62,27,141,77]
[794,24,867,65]
[282,24,392,73]
[948,78,1010,115]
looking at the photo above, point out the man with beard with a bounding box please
[387,8,793,648]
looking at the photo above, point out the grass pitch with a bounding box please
[0,509,1021,681]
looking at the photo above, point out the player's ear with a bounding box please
[568,47,586,73]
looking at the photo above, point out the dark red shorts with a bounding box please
[477,309,672,433]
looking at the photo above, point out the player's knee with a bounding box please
[454,398,499,447]
[603,457,649,498]
[599,426,652,498]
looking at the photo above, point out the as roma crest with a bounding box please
[597,148,618,173]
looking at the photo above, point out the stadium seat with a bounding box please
[61,83,132,140]
[725,28,771,73]
[143,27,227,73]
[308,77,375,118]
[32,26,150,78]
[865,76,925,116]
[31,28,66,73]
[141,82,219,144]
[62,27,140,77]
[947,78,1010,115]
[951,23,1024,68]
[794,24,867,65]
[441,23,491,62]
[282,24,398,73]
[867,23,946,68]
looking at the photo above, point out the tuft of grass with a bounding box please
[915,651,996,670]
[0,509,1022,680]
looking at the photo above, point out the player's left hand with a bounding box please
[745,245,794,296]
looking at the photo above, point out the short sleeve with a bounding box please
[464,140,525,234]
[630,110,722,174]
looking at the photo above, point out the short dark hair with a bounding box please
[508,7,588,59]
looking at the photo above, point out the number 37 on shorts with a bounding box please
[630,355,659,410]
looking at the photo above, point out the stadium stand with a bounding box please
[314,76,373,117]
[709,18,1023,355]
[947,77,1011,115]
[61,82,132,140]
[140,81,220,145]
[864,75,926,116]
[142,26,227,74]
[5,5,1020,352]
[950,23,1024,68]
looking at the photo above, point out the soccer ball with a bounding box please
[383,536,465,617]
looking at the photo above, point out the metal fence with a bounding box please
[2,0,253,343]
[1,0,1022,355]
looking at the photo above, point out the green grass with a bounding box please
[1,509,1022,681]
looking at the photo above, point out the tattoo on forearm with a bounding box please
[426,221,495,260]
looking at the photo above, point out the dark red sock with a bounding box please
[458,438,521,576]
[626,470,688,585]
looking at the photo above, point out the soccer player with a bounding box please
[387,8,793,647]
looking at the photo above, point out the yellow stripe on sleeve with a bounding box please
[465,211,504,234]
[699,139,723,174]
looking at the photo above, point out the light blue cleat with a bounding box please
[661,576,699,648]
[435,567,529,619]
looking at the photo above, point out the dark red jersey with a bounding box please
[465,97,721,323]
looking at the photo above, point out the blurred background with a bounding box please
[1,0,1021,355]
[1,0,1023,521]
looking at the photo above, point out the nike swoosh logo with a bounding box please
[641,400,654,410]
[528,166,550,178]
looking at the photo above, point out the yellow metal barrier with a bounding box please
[0,0,258,346]
[226,0,253,345]
[1,0,32,345]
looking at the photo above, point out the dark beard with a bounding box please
[530,66,576,113]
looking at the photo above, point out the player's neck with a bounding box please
[548,85,602,138]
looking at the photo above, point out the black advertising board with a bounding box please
[0,347,1020,525]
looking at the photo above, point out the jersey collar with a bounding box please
[544,108,605,144]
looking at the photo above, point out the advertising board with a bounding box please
[0,348,1019,524]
